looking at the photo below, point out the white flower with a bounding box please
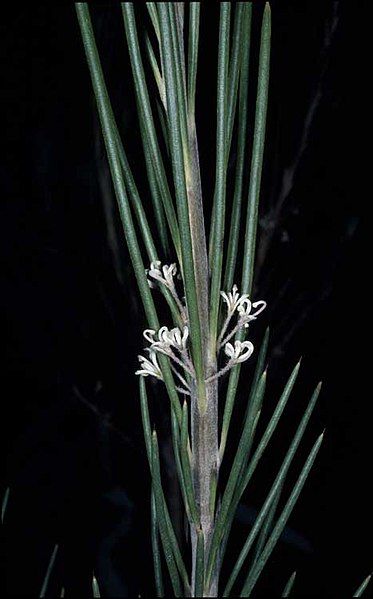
[220,284,250,315]
[150,326,172,351]
[167,326,189,351]
[237,299,267,328]
[146,261,178,290]
[224,340,254,364]
[135,350,163,379]
[146,325,189,352]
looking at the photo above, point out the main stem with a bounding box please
[186,112,219,596]
[191,376,219,597]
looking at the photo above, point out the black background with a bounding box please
[2,1,371,596]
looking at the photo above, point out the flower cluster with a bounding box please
[135,267,267,388]
[218,284,267,348]
[136,324,192,394]
[146,261,187,324]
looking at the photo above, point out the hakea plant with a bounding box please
[75,2,332,597]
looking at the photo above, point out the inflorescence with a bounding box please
[136,263,266,392]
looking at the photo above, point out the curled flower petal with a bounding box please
[224,342,235,359]
[237,298,253,317]
[143,329,156,344]
[251,300,267,318]
[235,340,254,363]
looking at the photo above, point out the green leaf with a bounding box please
[114,128,158,262]
[208,3,231,350]
[240,432,324,596]
[139,377,153,466]
[252,480,284,568]
[224,383,322,596]
[195,527,205,597]
[206,371,267,587]
[39,544,58,598]
[220,327,269,461]
[151,431,183,596]
[146,2,160,41]
[241,2,271,295]
[234,360,302,503]
[224,3,252,292]
[151,490,164,597]
[353,574,372,597]
[145,34,165,108]
[158,3,206,401]
[1,487,10,524]
[187,2,200,116]
[139,380,188,590]
[121,3,181,258]
[282,571,297,597]
[171,409,190,520]
[92,575,101,598]
[76,5,158,325]
[181,402,199,526]
[77,3,184,424]
[226,2,246,157]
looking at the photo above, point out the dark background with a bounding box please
[1,1,370,596]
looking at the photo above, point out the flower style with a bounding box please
[224,340,254,364]
[135,349,163,379]
[237,299,267,328]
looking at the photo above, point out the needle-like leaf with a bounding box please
[208,2,231,351]
[39,544,58,598]
[241,2,271,295]
[158,3,206,401]
[1,487,9,524]
[224,3,252,291]
[226,2,246,158]
[146,3,160,41]
[240,432,324,596]
[220,326,269,460]
[187,3,200,117]
[151,490,164,597]
[353,573,372,597]
[234,361,302,503]
[252,480,284,568]
[92,575,100,597]
[76,4,182,424]
[206,371,266,587]
[195,527,205,597]
[171,409,190,521]
[151,431,182,596]
[281,571,297,597]
[181,401,199,526]
[140,380,189,592]
[121,3,181,258]
[224,383,321,596]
